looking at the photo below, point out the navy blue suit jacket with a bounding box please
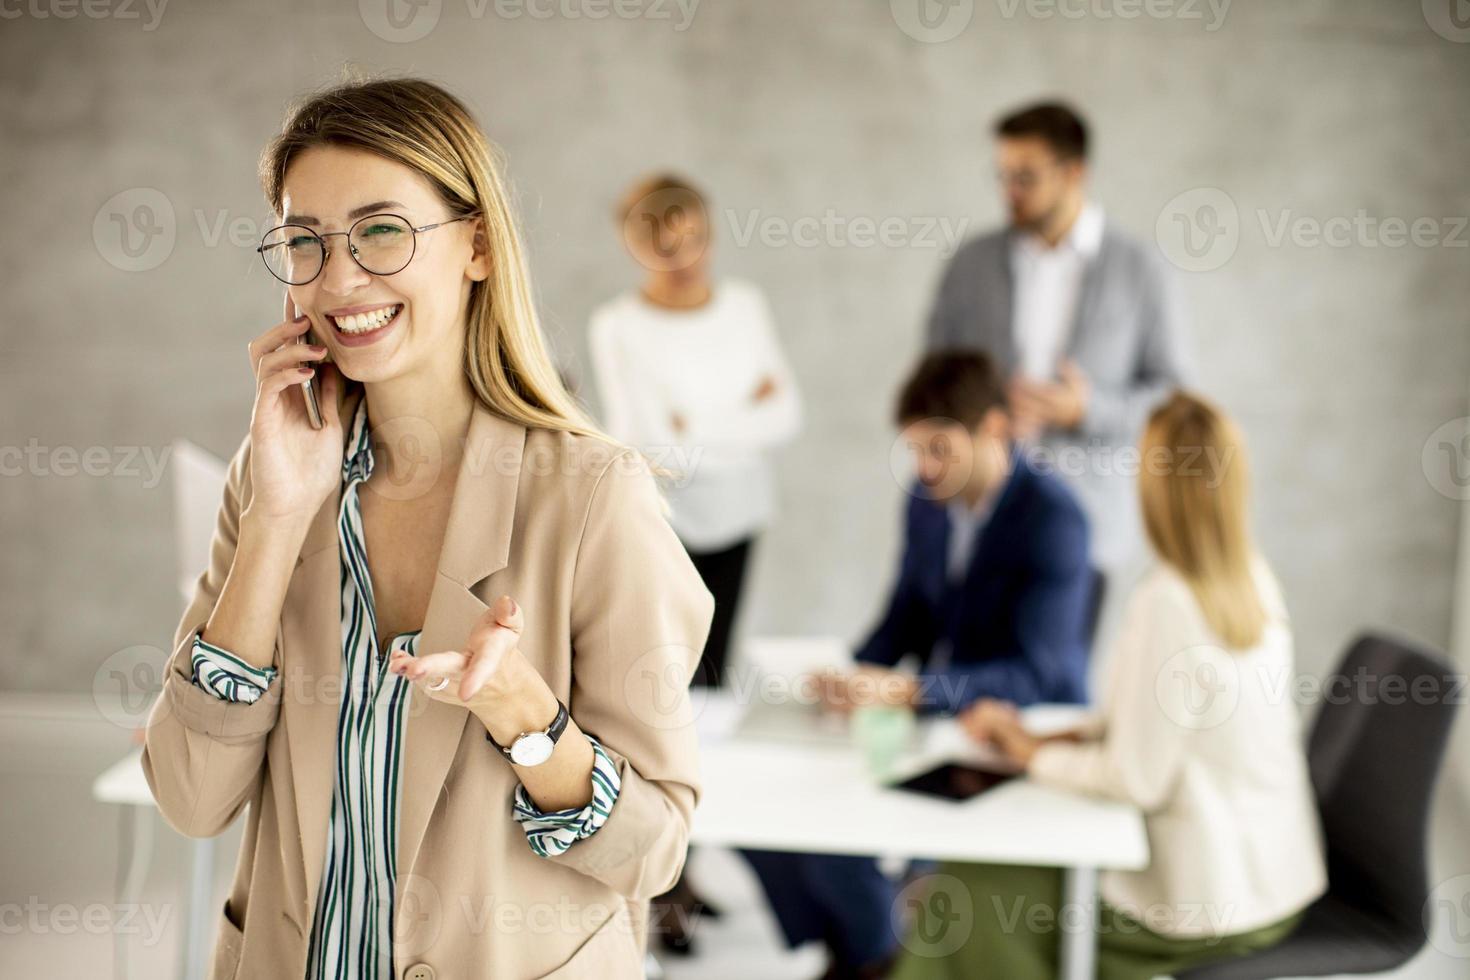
[854,452,1092,714]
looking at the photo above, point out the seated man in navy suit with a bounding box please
[742,349,1094,980]
[840,350,1094,713]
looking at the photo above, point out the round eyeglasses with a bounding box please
[256,212,476,285]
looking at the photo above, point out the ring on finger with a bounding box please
[427,675,449,692]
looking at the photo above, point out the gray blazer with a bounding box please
[924,219,1190,567]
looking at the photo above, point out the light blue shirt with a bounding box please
[930,472,1009,674]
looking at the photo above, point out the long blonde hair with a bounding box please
[1139,391,1268,649]
[258,73,616,449]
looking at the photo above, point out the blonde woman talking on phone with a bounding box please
[141,77,714,980]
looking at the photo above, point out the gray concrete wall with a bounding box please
[3,0,1468,693]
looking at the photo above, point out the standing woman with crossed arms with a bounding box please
[142,77,714,980]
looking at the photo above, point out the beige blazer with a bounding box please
[142,382,715,980]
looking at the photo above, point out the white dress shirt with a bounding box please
[1028,556,1327,938]
[1009,201,1105,380]
[943,479,1004,584]
[588,277,803,551]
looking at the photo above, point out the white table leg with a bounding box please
[112,803,155,980]
[1059,865,1098,980]
[183,836,214,980]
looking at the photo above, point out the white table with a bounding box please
[93,694,1148,980]
[93,748,214,980]
[688,691,1149,979]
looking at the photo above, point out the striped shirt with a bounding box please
[188,394,621,979]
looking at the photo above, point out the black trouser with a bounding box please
[683,535,753,689]
[652,535,754,945]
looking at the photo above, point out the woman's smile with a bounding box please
[324,302,404,347]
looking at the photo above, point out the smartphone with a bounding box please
[286,291,329,429]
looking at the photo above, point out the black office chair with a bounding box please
[1178,632,1460,979]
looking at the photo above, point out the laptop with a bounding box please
[727,635,855,745]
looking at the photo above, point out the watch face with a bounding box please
[510,732,555,767]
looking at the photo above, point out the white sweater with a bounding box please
[1029,558,1327,938]
[587,278,803,551]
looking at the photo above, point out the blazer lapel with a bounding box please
[395,395,525,883]
[989,228,1017,373]
[276,382,527,935]
[1065,221,1108,365]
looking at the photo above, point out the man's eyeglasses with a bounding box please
[994,162,1065,191]
[256,212,476,285]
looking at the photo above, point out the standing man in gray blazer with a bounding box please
[926,100,1189,577]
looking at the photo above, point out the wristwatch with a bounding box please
[485,699,569,767]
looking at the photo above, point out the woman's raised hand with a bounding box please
[388,594,568,752]
[243,291,341,524]
[389,595,532,710]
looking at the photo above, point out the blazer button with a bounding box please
[405,965,435,980]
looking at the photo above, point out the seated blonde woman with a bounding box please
[891,390,1327,980]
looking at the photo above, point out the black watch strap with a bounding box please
[484,699,569,758]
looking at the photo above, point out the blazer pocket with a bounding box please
[209,897,246,980]
[533,906,640,980]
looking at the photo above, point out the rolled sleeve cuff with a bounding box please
[512,735,622,858]
[189,633,278,704]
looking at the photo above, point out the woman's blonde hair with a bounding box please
[1139,390,1268,650]
[258,73,617,450]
